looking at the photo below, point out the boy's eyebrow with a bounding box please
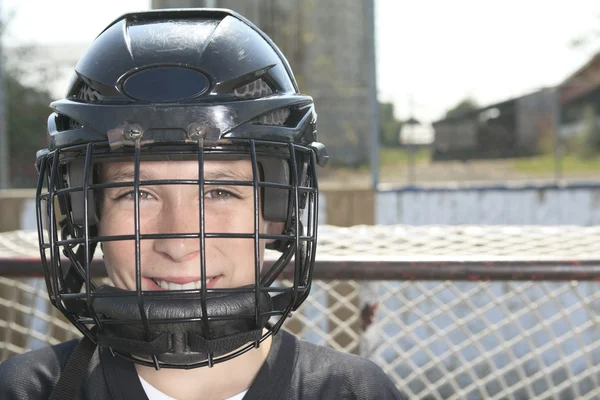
[102,165,254,183]
[204,167,254,181]
[102,167,153,183]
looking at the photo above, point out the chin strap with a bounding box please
[49,334,97,400]
[68,287,297,367]
[47,287,302,398]
[95,324,267,357]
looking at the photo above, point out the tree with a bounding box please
[5,70,52,188]
[379,102,403,148]
[2,39,60,188]
[576,104,600,158]
[568,17,600,158]
[569,14,600,53]
[445,97,479,119]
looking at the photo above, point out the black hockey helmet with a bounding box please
[35,8,328,369]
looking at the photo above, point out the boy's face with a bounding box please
[97,159,276,291]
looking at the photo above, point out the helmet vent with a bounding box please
[74,83,103,103]
[234,78,273,100]
[55,114,82,132]
[68,118,82,130]
[257,108,290,126]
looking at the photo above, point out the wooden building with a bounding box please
[432,89,557,161]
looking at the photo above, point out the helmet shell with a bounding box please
[48,9,319,151]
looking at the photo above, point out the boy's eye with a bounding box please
[115,189,155,201]
[110,188,240,202]
[206,189,235,200]
[138,191,154,201]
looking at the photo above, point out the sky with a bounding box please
[3,0,600,125]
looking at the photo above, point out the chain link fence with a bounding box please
[1,227,600,399]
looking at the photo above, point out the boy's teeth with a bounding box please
[182,281,195,290]
[155,278,213,290]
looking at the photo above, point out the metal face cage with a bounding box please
[35,138,319,369]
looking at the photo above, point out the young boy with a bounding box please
[0,9,405,399]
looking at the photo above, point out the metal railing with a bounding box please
[1,227,600,400]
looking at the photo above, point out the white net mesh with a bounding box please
[367,280,600,399]
[3,225,600,259]
[316,225,600,258]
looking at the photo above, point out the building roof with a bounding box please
[559,51,600,104]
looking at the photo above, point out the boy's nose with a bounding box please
[152,203,201,263]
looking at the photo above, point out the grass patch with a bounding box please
[380,147,431,166]
[511,154,600,174]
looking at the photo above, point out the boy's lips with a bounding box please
[143,275,222,290]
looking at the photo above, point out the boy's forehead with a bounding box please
[100,159,254,181]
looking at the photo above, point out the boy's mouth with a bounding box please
[150,276,221,290]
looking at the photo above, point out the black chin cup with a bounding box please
[67,285,291,365]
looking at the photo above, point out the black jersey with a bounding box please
[0,330,406,399]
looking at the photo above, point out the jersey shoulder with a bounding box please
[0,339,80,399]
[292,335,407,399]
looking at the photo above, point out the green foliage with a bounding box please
[445,97,479,119]
[1,19,60,187]
[379,102,403,148]
[511,153,600,174]
[380,146,431,165]
[559,104,600,159]
[569,15,600,52]
[6,72,52,188]
[577,105,600,158]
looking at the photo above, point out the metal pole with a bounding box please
[404,95,422,185]
[552,87,562,183]
[408,142,415,185]
[407,96,415,185]
[366,0,379,190]
[0,0,8,190]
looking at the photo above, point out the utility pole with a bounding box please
[552,86,562,183]
[404,95,420,186]
[0,0,8,190]
[366,0,379,190]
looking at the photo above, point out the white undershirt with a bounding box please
[138,374,248,400]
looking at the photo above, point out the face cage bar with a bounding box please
[35,138,320,369]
